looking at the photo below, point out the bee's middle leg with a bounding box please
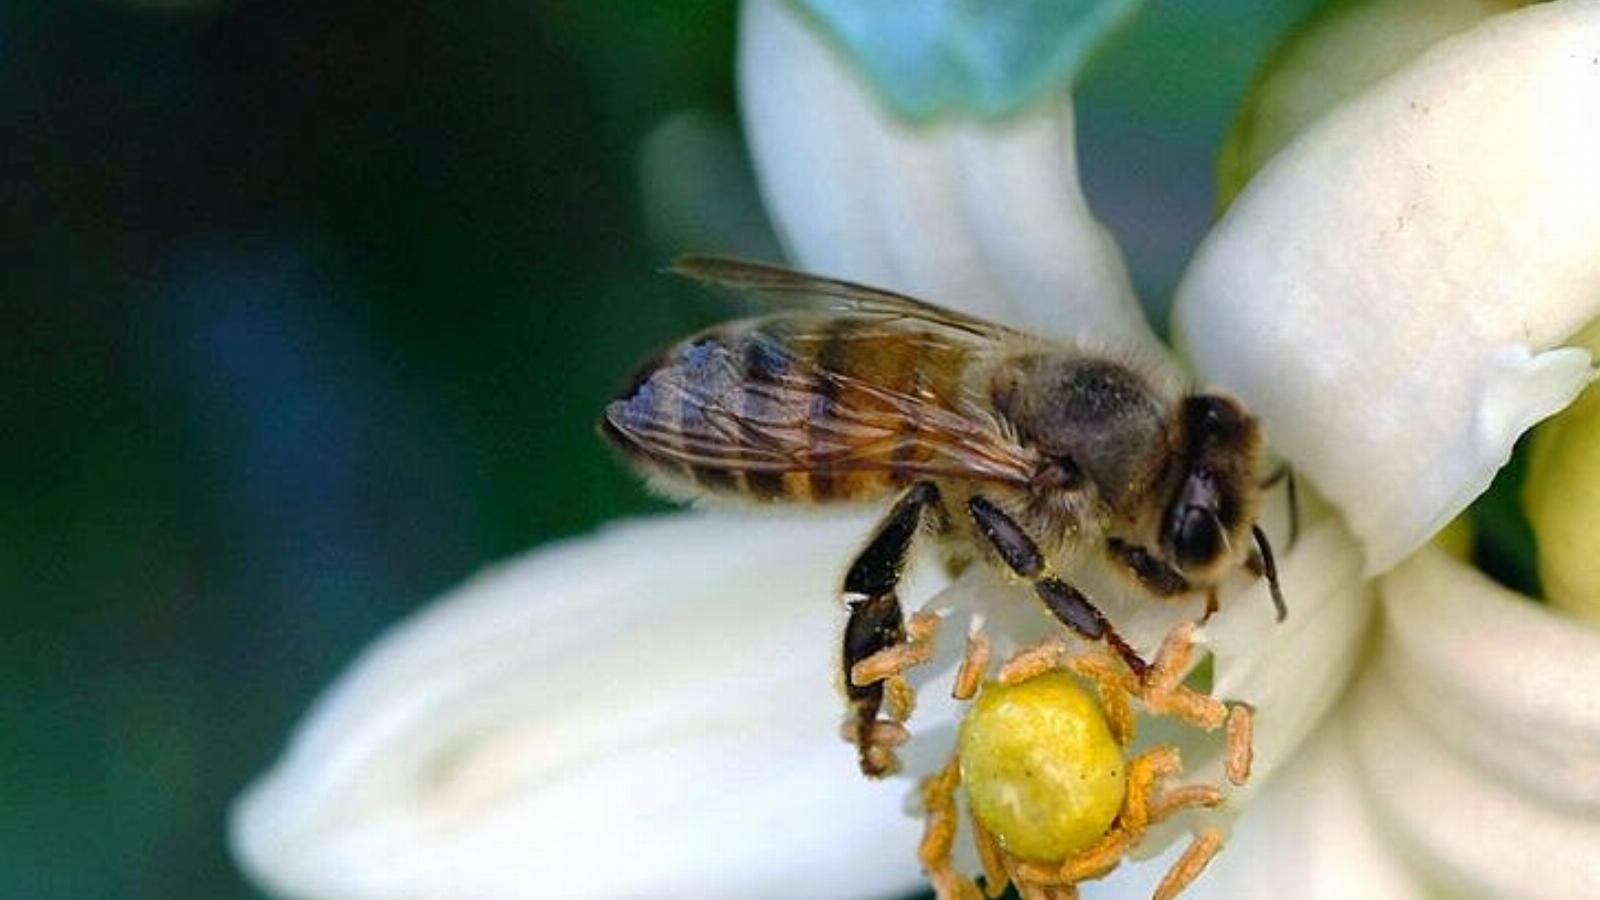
[967,495,1150,678]
[841,481,942,777]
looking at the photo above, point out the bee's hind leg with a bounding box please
[967,495,1150,679]
[841,481,943,777]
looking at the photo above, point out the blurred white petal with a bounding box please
[231,511,936,900]
[738,0,1158,352]
[1176,1,1600,572]
[1348,546,1600,898]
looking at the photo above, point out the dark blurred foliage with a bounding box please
[0,0,1318,896]
[2,2,736,895]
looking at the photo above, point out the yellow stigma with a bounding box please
[958,673,1126,862]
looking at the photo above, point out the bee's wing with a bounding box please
[669,255,1015,341]
[604,317,1038,488]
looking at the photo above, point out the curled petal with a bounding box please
[231,512,934,900]
[1176,1,1600,572]
[1346,546,1600,897]
[738,0,1159,351]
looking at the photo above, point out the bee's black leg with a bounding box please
[968,496,1150,679]
[1106,538,1192,598]
[1248,525,1289,622]
[1261,463,1300,550]
[841,481,941,777]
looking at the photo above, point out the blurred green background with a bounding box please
[1,1,1318,896]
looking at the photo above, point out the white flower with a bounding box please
[232,1,1600,898]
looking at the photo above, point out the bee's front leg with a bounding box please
[1105,538,1191,598]
[968,495,1150,678]
[841,481,942,777]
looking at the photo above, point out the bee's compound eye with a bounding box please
[1174,506,1224,568]
[1185,394,1249,440]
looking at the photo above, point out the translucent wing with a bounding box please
[603,313,1038,492]
[669,255,1017,341]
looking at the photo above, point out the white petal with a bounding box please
[1200,515,1374,797]
[1217,0,1524,202]
[1346,546,1600,898]
[738,0,1159,351]
[1100,712,1427,900]
[1200,719,1424,900]
[1175,0,1600,572]
[231,511,936,900]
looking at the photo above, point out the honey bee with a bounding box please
[601,257,1287,776]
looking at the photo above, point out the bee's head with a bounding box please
[1161,393,1261,579]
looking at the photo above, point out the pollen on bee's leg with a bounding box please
[837,718,910,749]
[952,629,991,701]
[1148,785,1226,824]
[860,744,900,777]
[885,674,917,722]
[1225,703,1255,785]
[1152,828,1225,900]
[850,611,941,687]
[997,636,1070,684]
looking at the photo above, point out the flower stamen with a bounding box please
[1148,785,1226,824]
[952,628,991,701]
[1142,624,1228,730]
[996,635,1072,684]
[1225,703,1255,785]
[921,622,1250,900]
[919,756,984,900]
[1152,828,1225,900]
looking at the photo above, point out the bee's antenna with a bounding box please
[1251,525,1288,622]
